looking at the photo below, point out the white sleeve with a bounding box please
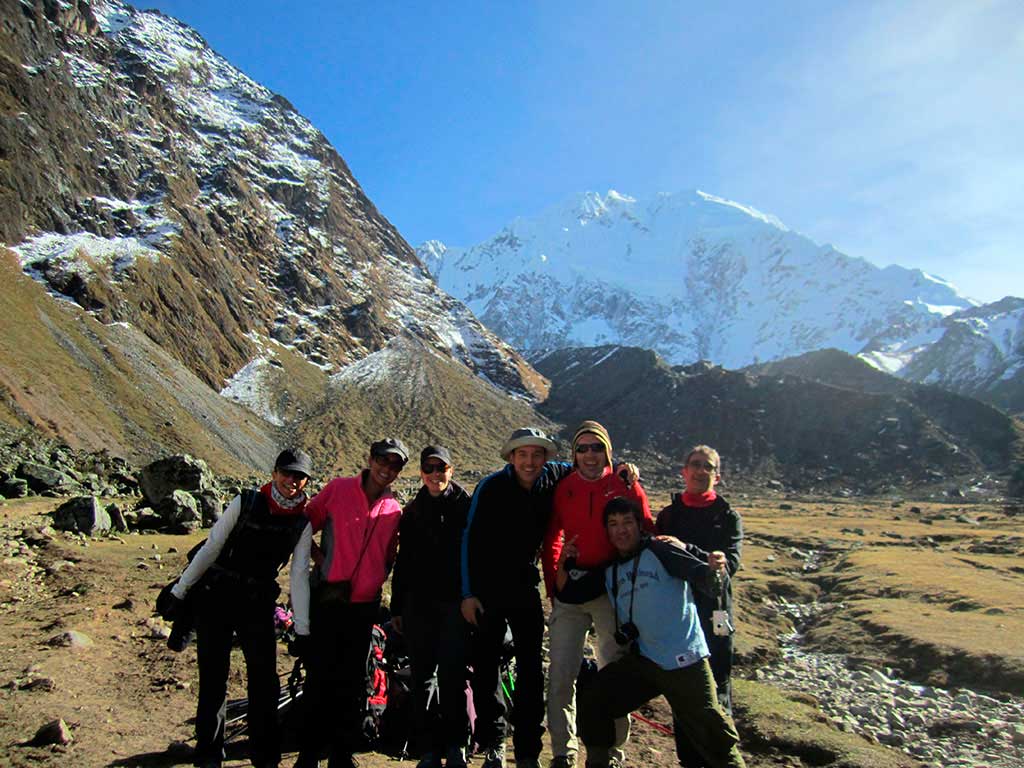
[171,495,242,599]
[289,523,313,635]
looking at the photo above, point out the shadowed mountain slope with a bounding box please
[533,346,1023,492]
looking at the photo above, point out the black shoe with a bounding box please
[445,746,468,768]
[481,744,506,768]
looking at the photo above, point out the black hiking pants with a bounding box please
[405,597,470,756]
[296,592,378,764]
[194,583,280,767]
[469,585,545,760]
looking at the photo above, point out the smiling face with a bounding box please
[420,459,453,497]
[682,450,720,494]
[574,433,609,481]
[606,510,641,556]
[367,452,404,492]
[511,445,547,489]
[271,468,308,499]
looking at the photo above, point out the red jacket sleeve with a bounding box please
[542,503,564,599]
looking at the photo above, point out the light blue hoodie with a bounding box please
[605,535,721,670]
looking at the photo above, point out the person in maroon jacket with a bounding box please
[656,444,743,768]
[542,421,652,768]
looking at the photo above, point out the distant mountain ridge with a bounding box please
[534,345,1023,493]
[420,190,1023,414]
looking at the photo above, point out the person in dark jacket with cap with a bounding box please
[293,438,408,768]
[391,445,472,768]
[160,448,314,768]
[461,427,573,768]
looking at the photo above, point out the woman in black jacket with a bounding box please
[391,445,472,768]
[160,449,313,768]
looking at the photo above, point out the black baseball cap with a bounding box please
[420,445,453,467]
[370,438,409,465]
[275,448,313,478]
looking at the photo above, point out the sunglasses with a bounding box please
[421,462,449,474]
[372,454,405,471]
[277,469,308,481]
[686,460,717,472]
[575,443,605,453]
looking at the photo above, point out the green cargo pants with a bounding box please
[578,653,746,768]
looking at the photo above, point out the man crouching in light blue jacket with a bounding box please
[567,496,746,768]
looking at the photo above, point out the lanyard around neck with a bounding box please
[611,550,642,630]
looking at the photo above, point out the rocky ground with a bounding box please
[1,471,1022,767]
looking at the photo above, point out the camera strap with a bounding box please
[349,508,383,583]
[611,551,642,632]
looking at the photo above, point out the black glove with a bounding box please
[156,581,186,622]
[288,633,311,661]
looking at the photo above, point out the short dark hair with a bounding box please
[603,496,643,528]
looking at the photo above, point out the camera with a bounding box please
[712,609,735,637]
[614,621,640,646]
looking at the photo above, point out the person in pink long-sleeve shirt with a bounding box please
[292,438,408,768]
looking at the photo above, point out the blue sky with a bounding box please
[143,1,1022,303]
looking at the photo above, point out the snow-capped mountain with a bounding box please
[420,190,1023,412]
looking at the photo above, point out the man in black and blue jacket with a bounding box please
[460,427,571,768]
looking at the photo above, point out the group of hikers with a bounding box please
[160,421,746,768]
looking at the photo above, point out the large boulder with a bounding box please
[139,455,213,505]
[154,489,202,533]
[52,496,111,535]
[1,477,29,498]
[195,489,223,527]
[16,462,78,494]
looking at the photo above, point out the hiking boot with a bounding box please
[549,757,575,768]
[481,744,506,768]
[444,746,468,768]
[416,754,443,768]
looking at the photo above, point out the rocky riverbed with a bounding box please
[757,595,1024,768]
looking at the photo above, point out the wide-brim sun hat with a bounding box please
[501,427,556,461]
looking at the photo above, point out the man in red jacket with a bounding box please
[541,421,652,768]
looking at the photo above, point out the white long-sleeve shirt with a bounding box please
[171,493,313,606]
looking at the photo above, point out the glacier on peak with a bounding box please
[417,188,984,372]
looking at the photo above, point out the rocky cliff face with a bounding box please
[1,0,540,399]
[0,0,545,468]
